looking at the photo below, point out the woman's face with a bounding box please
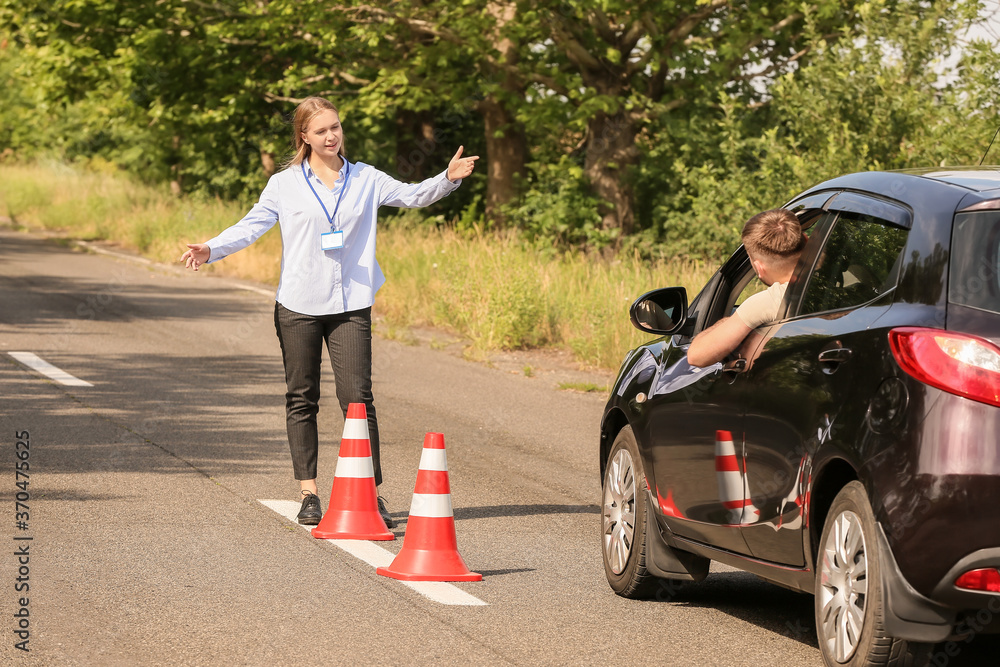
[302,109,344,161]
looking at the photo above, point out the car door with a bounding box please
[644,198,837,554]
[643,251,758,555]
[737,196,911,565]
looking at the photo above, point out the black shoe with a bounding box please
[297,493,322,526]
[377,496,396,529]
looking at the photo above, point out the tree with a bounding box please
[335,2,529,221]
[294,2,860,238]
[1,0,379,199]
[642,0,997,259]
[3,0,996,249]
[519,1,871,237]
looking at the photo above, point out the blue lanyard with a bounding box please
[302,160,350,231]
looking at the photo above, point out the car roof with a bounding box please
[892,166,1000,192]
[796,167,1000,213]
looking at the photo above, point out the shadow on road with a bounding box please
[640,569,1000,663]
[1,352,289,483]
[453,504,600,520]
[649,569,819,648]
[476,568,536,577]
[0,234,265,329]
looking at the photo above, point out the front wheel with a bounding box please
[814,481,931,666]
[602,426,660,598]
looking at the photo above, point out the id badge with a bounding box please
[321,231,344,250]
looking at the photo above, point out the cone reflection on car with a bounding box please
[715,430,759,525]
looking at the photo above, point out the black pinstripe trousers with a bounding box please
[273,302,382,485]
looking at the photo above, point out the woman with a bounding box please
[180,96,478,526]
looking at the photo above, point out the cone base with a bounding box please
[376,566,482,582]
[310,507,395,541]
[312,529,395,540]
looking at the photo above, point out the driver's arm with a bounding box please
[686,315,753,368]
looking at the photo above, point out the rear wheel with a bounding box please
[815,481,932,666]
[602,426,659,598]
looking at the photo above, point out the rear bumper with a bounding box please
[879,524,1000,641]
[931,546,1000,610]
[932,547,1000,637]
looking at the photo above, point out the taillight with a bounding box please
[954,568,1000,593]
[888,327,1000,407]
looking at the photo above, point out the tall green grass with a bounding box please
[1,160,283,285]
[1,161,716,369]
[377,220,714,368]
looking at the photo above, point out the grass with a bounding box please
[376,216,714,368]
[0,160,717,369]
[0,159,283,285]
[558,382,611,393]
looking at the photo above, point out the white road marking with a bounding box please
[73,239,276,297]
[258,500,488,607]
[9,352,93,387]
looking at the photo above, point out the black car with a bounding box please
[600,167,1000,666]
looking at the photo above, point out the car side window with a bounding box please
[735,275,767,308]
[800,212,908,314]
[949,211,1000,315]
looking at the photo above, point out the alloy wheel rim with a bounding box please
[603,447,637,575]
[818,510,869,663]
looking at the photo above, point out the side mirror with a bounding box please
[629,287,688,335]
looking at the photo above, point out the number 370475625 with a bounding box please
[15,431,30,518]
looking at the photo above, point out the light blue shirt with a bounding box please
[205,159,461,316]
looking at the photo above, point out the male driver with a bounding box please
[687,208,806,368]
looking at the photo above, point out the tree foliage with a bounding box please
[1,0,997,257]
[637,0,999,257]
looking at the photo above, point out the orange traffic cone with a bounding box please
[312,403,394,541]
[376,432,481,582]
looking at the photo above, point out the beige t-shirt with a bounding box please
[735,282,788,330]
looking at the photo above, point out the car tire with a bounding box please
[602,425,661,599]
[815,481,933,666]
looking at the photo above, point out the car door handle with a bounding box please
[818,347,853,364]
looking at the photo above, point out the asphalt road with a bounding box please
[1,227,996,666]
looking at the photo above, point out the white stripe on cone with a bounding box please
[409,493,454,518]
[334,456,376,479]
[342,418,369,440]
[418,448,448,471]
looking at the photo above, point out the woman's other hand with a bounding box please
[180,244,210,271]
[447,146,479,182]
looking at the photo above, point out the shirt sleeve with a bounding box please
[205,176,280,263]
[734,283,786,330]
[377,169,461,208]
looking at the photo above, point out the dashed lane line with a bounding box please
[259,500,488,607]
[9,352,93,387]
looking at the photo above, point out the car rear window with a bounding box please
[800,212,908,314]
[949,211,1000,315]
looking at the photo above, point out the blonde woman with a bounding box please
[181,97,478,526]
